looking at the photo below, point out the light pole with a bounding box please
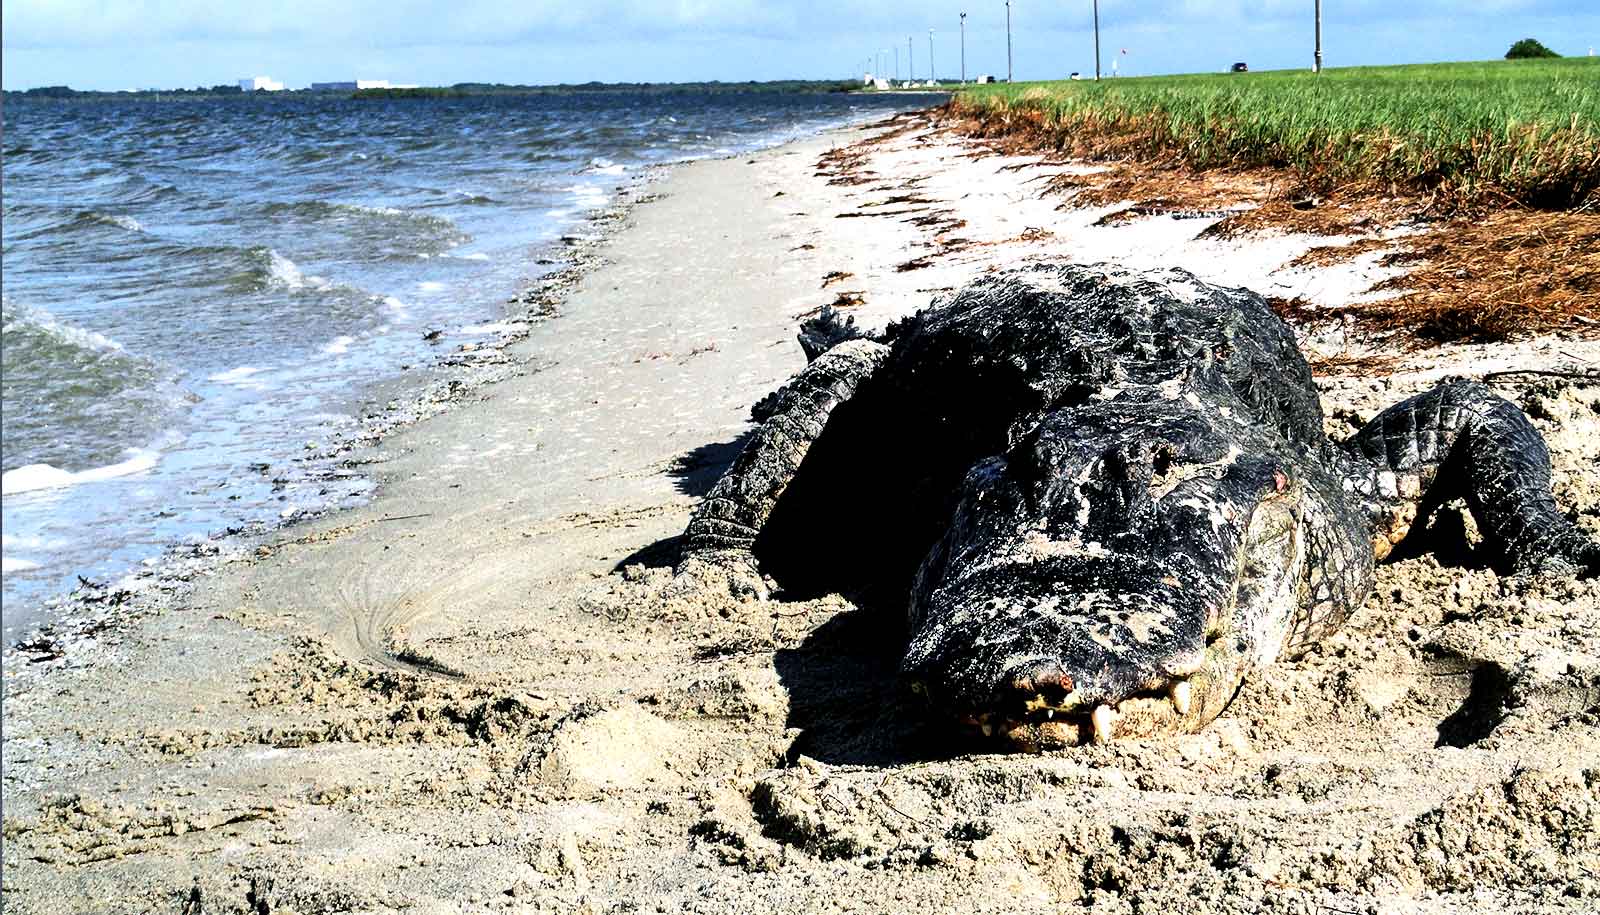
[1093,0,1101,81]
[909,35,915,82]
[1006,1,1013,83]
[1313,0,1323,73]
[929,29,936,84]
[895,46,900,81]
[960,13,967,84]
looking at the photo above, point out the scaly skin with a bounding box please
[678,262,1598,749]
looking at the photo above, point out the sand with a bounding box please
[4,113,1598,914]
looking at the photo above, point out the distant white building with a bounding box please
[238,76,285,92]
[310,79,400,91]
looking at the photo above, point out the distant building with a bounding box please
[975,74,995,84]
[310,79,400,91]
[238,76,285,92]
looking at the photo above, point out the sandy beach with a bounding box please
[4,112,1598,914]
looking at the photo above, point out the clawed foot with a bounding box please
[674,551,773,601]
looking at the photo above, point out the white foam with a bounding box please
[3,302,127,355]
[382,295,408,313]
[321,335,355,355]
[1,557,41,574]
[2,533,64,550]
[417,281,446,292]
[455,252,490,261]
[93,212,144,232]
[264,250,330,291]
[458,322,519,335]
[208,365,270,384]
[2,448,160,496]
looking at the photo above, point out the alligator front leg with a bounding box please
[679,339,889,594]
[1342,378,1598,575]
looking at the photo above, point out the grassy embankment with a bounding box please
[949,59,1599,341]
[953,58,1599,208]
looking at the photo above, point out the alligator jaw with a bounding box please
[950,676,1204,751]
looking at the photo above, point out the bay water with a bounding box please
[1,90,929,636]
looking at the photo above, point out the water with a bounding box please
[1,90,930,636]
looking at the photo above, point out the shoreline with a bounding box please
[0,98,920,643]
[0,166,657,668]
[3,113,1597,913]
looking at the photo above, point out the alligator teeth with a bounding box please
[1171,680,1192,716]
[980,723,993,737]
[1090,705,1115,743]
[1045,709,1054,719]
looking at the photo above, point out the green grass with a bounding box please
[951,58,1600,209]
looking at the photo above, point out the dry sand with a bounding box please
[4,113,1599,914]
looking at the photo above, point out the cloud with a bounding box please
[5,0,1585,50]
[2,1,806,49]
[3,0,1593,88]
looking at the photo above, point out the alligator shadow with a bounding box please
[609,434,754,574]
[612,535,682,572]
[772,593,979,767]
[670,433,752,497]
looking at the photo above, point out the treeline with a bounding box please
[7,84,247,100]
[353,80,860,99]
[6,79,862,104]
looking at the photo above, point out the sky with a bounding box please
[3,1,1597,91]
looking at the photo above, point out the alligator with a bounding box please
[679,262,1599,750]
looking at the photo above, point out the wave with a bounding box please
[207,365,272,384]
[7,209,148,241]
[261,199,458,229]
[264,249,322,290]
[1,448,161,497]
[220,247,332,293]
[582,157,628,176]
[2,298,190,475]
[563,183,611,209]
[1,298,129,356]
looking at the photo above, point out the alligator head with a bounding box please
[901,393,1333,749]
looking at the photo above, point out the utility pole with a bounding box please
[1313,0,1323,73]
[929,29,936,84]
[960,12,967,84]
[895,46,900,81]
[1093,0,1102,81]
[1006,1,1014,83]
[909,35,915,82]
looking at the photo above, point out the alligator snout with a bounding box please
[918,673,1203,750]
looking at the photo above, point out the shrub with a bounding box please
[1506,38,1559,59]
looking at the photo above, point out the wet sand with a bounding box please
[4,115,1598,914]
